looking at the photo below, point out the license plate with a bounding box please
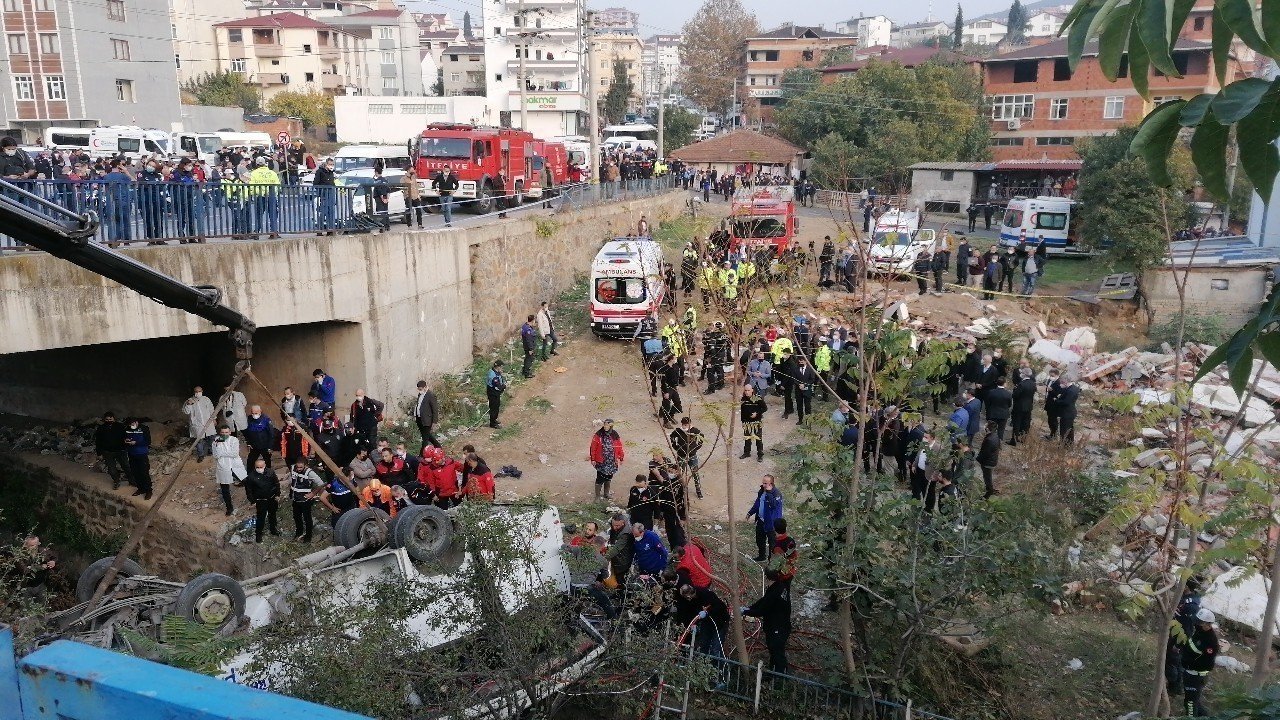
[601,324,620,330]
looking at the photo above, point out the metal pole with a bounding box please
[518,0,528,130]
[586,13,600,183]
[657,62,665,158]
[753,660,763,714]
[731,76,737,128]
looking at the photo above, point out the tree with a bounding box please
[1006,0,1029,44]
[181,71,261,114]
[602,58,634,124]
[462,11,474,41]
[779,67,820,104]
[1075,127,1194,287]
[678,0,758,114]
[819,46,855,68]
[663,107,699,152]
[952,5,963,49]
[265,90,335,131]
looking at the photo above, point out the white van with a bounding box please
[213,131,273,152]
[44,126,92,153]
[867,209,937,274]
[88,126,149,160]
[999,195,1081,253]
[589,238,665,338]
[171,132,223,163]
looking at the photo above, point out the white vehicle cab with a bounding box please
[171,132,223,163]
[344,167,407,220]
[603,123,658,153]
[88,126,149,160]
[213,131,273,152]
[333,144,412,174]
[590,238,665,338]
[43,126,92,153]
[999,195,1082,253]
[868,209,936,274]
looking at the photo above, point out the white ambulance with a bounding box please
[589,238,665,338]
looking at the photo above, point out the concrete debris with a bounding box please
[966,317,996,336]
[1190,383,1274,427]
[1202,566,1280,642]
[1062,327,1097,356]
[1065,658,1084,671]
[1216,655,1251,673]
[1141,428,1167,440]
[1029,338,1081,365]
[1134,449,1167,468]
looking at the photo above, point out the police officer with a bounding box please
[703,322,727,394]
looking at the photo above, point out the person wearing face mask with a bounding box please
[122,417,153,500]
[349,390,384,447]
[243,405,275,469]
[137,159,166,242]
[312,156,338,236]
[242,458,281,543]
[212,425,247,517]
[183,386,216,460]
[0,137,34,180]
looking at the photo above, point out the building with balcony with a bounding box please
[1025,9,1068,38]
[744,24,857,125]
[591,32,642,116]
[589,7,638,35]
[326,7,426,95]
[481,0,586,137]
[212,12,368,102]
[890,20,951,48]
[0,0,185,143]
[982,37,1231,161]
[833,15,891,48]
[641,34,681,108]
[246,0,376,19]
[442,44,485,96]
[961,19,1007,46]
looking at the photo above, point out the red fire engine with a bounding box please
[412,123,535,214]
[529,140,570,199]
[727,186,800,256]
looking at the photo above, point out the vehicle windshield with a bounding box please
[419,137,472,159]
[118,138,140,153]
[336,155,409,173]
[567,150,586,165]
[49,132,89,148]
[874,231,913,247]
[732,218,786,238]
[199,137,223,154]
[595,277,646,305]
[1003,209,1024,228]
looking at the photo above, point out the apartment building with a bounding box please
[641,34,680,107]
[833,15,891,48]
[744,24,856,125]
[247,0,376,19]
[212,12,368,102]
[441,44,485,96]
[1025,10,1067,38]
[890,20,951,48]
[962,18,1007,45]
[1,0,184,142]
[820,45,977,83]
[326,7,425,95]
[592,32,642,113]
[171,0,253,85]
[481,0,586,137]
[589,7,638,35]
[983,38,1230,161]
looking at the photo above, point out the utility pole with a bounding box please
[730,76,737,128]
[518,0,528,130]
[586,11,600,182]
[656,63,665,157]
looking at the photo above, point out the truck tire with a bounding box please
[76,557,145,603]
[389,505,454,563]
[510,180,525,208]
[334,507,391,550]
[172,573,246,628]
[473,184,494,215]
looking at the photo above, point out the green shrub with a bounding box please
[1068,471,1127,525]
[1148,314,1229,349]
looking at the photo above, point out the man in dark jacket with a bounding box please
[792,356,818,424]
[981,247,1002,300]
[521,315,538,378]
[984,379,1013,441]
[982,203,995,230]
[1009,368,1037,446]
[963,387,983,443]
[956,236,972,286]
[243,458,281,542]
[966,204,980,232]
[349,390,384,447]
[912,252,932,295]
[1182,608,1219,718]
[94,412,132,490]
[974,353,1001,401]
[930,250,947,293]
[960,342,983,385]
[675,584,731,658]
[312,156,338,235]
[605,513,635,581]
[1046,374,1081,444]
[122,417,153,499]
[431,166,460,226]
[243,405,275,469]
[370,170,391,231]
[740,385,768,462]
[412,380,439,449]
[777,351,799,419]
[747,475,784,562]
[742,575,792,672]
[976,421,1001,499]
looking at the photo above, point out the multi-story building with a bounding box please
[212,12,368,102]
[744,24,856,125]
[1,0,185,142]
[641,33,680,108]
[962,18,1007,45]
[247,0,376,19]
[326,7,425,95]
[413,12,453,33]
[983,37,1231,161]
[820,45,977,83]
[172,0,253,85]
[589,7,638,35]
[833,15,892,48]
[592,32,642,115]
[441,44,485,96]
[1025,9,1068,38]
[890,20,951,48]
[481,0,586,136]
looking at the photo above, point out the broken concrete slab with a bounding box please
[1141,428,1167,440]
[1083,348,1140,381]
[1029,338,1082,366]
[1062,326,1098,356]
[1135,449,1166,468]
[1202,566,1280,642]
[1136,389,1173,406]
[1190,383,1274,427]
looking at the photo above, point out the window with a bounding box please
[38,33,57,54]
[6,34,25,55]
[1033,211,1068,229]
[33,0,50,9]
[802,50,813,61]
[271,60,280,65]
[303,43,312,53]
[304,71,314,81]
[379,27,394,40]
[1103,96,1125,119]
[228,29,243,43]
[748,50,779,62]
[1193,16,1206,31]
[106,0,125,21]
[989,137,1024,146]
[401,103,427,113]
[494,27,501,37]
[171,22,177,39]
[115,78,134,102]
[495,73,502,81]
[381,51,394,64]
[175,53,180,68]
[940,170,955,181]
[595,277,647,305]
[11,75,33,100]
[44,75,65,100]
[991,94,1034,120]
[1117,56,1129,78]
[1034,136,1074,146]
[1152,96,1183,106]
[382,76,397,89]
[368,103,393,114]
[1012,60,1038,83]
[1050,97,1068,119]
[449,53,458,61]
[1,0,18,11]
[1053,58,1072,81]
[450,72,461,81]
[111,38,130,60]
[229,57,246,72]
[1211,278,1229,290]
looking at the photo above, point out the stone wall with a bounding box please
[1142,266,1270,329]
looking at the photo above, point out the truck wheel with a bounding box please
[76,557,145,603]
[504,181,524,210]
[334,507,391,549]
[172,573,246,628]
[389,505,454,563]
[473,184,494,215]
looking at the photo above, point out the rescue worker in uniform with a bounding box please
[699,262,718,312]
[680,242,699,297]
[814,337,833,402]
[703,322,728,394]
[1181,607,1219,718]
[739,384,768,462]
[719,262,739,308]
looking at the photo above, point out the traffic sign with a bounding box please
[277,131,290,146]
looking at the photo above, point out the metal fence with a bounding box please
[0,176,681,252]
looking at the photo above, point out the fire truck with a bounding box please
[528,140,570,199]
[412,123,534,214]
[727,186,800,256]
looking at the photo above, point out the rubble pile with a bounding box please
[0,420,190,473]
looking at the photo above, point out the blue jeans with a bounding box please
[1021,273,1037,295]
[255,193,279,234]
[440,194,453,225]
[317,187,336,231]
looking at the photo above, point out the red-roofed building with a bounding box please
[213,12,370,100]
[743,24,858,125]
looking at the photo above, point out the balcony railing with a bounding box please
[321,74,345,89]
[253,42,285,57]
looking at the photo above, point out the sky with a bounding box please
[406,0,1022,37]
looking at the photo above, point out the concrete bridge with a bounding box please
[0,192,686,422]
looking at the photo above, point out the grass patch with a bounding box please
[488,422,523,442]
[524,396,553,413]
[1040,255,1133,289]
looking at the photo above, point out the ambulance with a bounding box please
[589,238,665,338]
[998,195,1083,253]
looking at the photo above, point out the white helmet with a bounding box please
[1196,607,1216,624]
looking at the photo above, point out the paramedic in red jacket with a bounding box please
[674,542,713,590]
[418,447,462,508]
[463,453,495,501]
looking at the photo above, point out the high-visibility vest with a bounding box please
[771,337,794,365]
[720,268,739,299]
